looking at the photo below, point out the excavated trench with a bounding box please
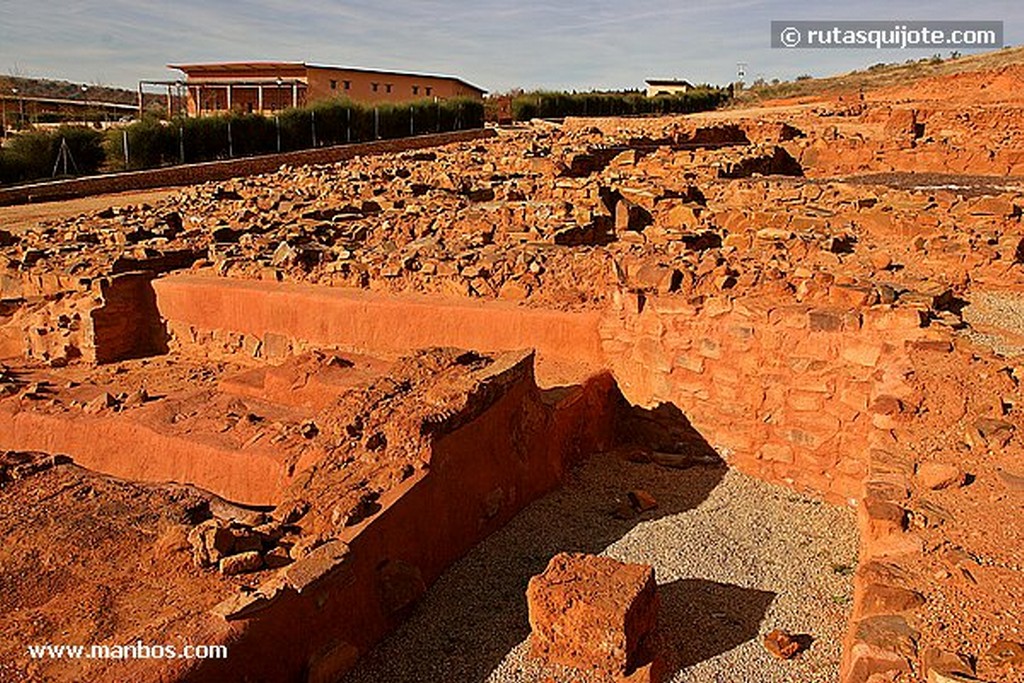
[0,271,892,682]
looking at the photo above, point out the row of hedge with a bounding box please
[511,87,730,120]
[108,97,484,170]
[0,96,485,183]
[0,126,105,184]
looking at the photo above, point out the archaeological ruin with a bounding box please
[2,58,1024,683]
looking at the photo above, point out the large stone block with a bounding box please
[527,552,658,678]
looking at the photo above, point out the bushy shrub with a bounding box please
[0,125,105,182]
[225,113,276,158]
[182,115,230,163]
[56,125,105,172]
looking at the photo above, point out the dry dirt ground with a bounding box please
[0,188,178,234]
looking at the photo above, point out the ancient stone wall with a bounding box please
[598,291,944,503]
[0,271,168,365]
[89,272,168,363]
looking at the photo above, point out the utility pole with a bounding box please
[175,80,184,118]
[13,88,22,129]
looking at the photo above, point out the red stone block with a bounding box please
[527,553,658,678]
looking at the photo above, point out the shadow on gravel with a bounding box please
[342,396,730,683]
[657,578,775,670]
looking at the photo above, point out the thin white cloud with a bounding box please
[0,0,1019,91]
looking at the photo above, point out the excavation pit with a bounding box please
[342,450,857,683]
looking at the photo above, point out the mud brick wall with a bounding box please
[598,291,945,504]
[153,274,606,378]
[0,128,495,207]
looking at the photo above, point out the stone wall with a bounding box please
[0,271,167,365]
[89,272,168,363]
[598,291,945,503]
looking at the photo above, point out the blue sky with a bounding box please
[0,1,1019,92]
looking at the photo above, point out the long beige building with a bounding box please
[168,62,486,116]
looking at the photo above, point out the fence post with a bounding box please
[409,105,414,136]
[374,107,379,140]
[311,110,317,148]
[346,107,351,143]
[276,115,281,153]
[122,129,129,169]
[457,103,463,131]
[436,100,440,133]
[179,125,184,164]
[227,120,233,158]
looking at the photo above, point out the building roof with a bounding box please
[644,78,694,87]
[168,61,487,94]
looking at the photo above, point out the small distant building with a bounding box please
[162,62,486,116]
[644,79,693,97]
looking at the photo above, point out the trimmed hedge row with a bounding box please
[511,88,729,120]
[107,97,485,171]
[0,97,484,184]
[0,126,105,184]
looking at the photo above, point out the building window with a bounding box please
[425,86,432,96]
[330,79,338,90]
[371,82,379,92]
[385,83,393,93]
[412,85,419,95]
[343,80,351,90]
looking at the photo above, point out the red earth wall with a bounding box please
[0,408,287,505]
[153,274,606,383]
[178,358,618,682]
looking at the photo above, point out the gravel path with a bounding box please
[962,290,1024,358]
[343,451,857,683]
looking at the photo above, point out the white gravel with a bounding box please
[343,451,857,683]
[961,291,1024,357]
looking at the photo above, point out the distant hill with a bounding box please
[0,75,136,105]
[735,45,1024,104]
